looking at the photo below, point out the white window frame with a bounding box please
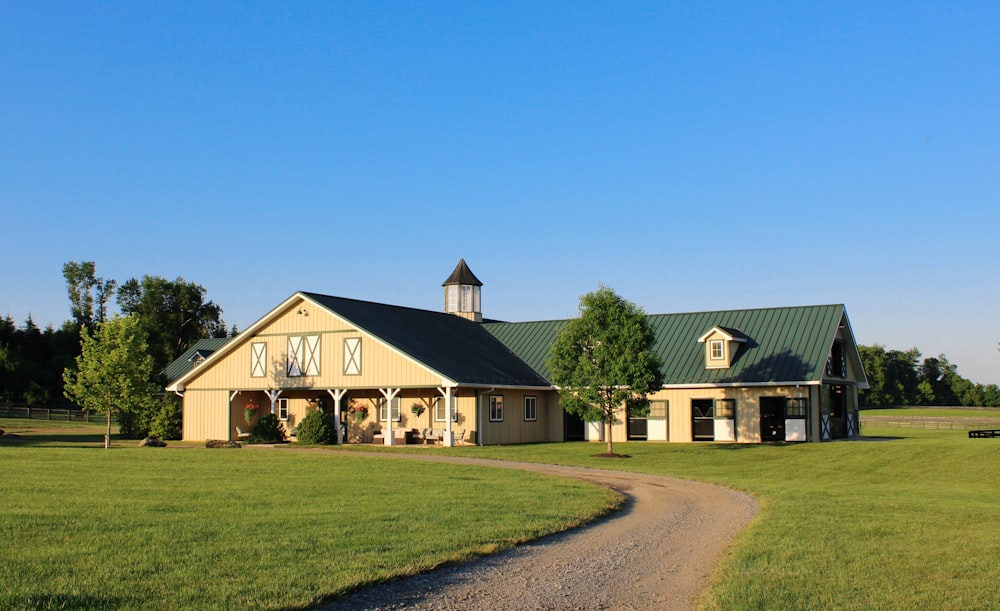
[460,285,473,312]
[523,396,537,422]
[344,338,362,375]
[445,285,458,312]
[277,398,289,421]
[287,336,304,377]
[434,396,458,422]
[489,395,504,422]
[378,397,401,422]
[710,339,724,360]
[250,342,266,378]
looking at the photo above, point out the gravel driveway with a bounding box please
[317,454,757,610]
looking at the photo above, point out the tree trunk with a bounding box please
[606,419,613,455]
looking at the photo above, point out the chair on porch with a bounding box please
[236,426,251,440]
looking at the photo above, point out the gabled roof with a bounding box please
[697,326,750,343]
[163,338,230,384]
[485,304,862,387]
[302,293,548,387]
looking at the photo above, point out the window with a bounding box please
[715,398,736,419]
[710,340,724,360]
[344,338,362,375]
[277,398,289,421]
[287,336,320,377]
[489,395,504,422]
[648,400,669,418]
[434,396,458,422]
[827,341,846,377]
[378,397,401,422]
[524,396,537,421]
[786,398,808,418]
[251,342,266,377]
[445,285,458,312]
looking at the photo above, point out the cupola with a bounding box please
[442,259,483,322]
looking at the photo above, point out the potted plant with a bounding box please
[410,402,425,418]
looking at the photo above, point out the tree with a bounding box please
[117,275,226,374]
[63,261,117,329]
[547,286,664,456]
[63,315,159,448]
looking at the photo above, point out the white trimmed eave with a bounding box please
[165,292,315,392]
[304,294,460,389]
[661,380,824,389]
[839,309,870,390]
[697,326,748,343]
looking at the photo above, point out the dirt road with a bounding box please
[317,454,757,610]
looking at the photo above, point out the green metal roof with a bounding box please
[303,293,551,387]
[484,304,849,386]
[163,338,230,384]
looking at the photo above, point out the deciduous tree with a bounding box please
[63,315,159,448]
[547,286,663,456]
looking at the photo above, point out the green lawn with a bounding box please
[346,429,1000,609]
[5,422,1000,610]
[0,435,620,609]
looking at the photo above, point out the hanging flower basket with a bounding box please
[348,403,369,422]
[410,402,425,417]
[244,402,258,424]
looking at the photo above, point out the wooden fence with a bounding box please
[0,404,107,423]
[861,415,1000,431]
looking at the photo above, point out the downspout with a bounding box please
[478,387,495,446]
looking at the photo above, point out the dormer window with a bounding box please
[697,326,749,369]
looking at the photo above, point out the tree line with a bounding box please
[858,345,1000,408]
[0,261,233,439]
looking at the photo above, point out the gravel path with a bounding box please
[316,454,757,611]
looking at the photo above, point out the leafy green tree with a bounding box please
[63,261,117,329]
[63,315,159,448]
[547,286,664,456]
[117,275,226,374]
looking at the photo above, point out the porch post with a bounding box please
[379,388,400,446]
[327,389,347,444]
[438,386,456,447]
[266,389,283,414]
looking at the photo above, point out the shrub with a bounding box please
[295,409,335,445]
[147,400,182,440]
[249,413,286,444]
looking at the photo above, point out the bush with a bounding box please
[295,409,335,445]
[249,413,286,444]
[147,400,182,440]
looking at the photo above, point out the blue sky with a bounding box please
[2,2,998,384]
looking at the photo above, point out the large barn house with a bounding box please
[165,260,868,446]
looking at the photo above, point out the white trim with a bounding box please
[167,292,462,392]
[697,326,748,344]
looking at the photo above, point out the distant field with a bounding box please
[0,433,619,609]
[861,407,1000,419]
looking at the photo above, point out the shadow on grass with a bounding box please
[2,594,129,609]
[0,433,119,447]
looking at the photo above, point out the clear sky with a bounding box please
[2,2,998,384]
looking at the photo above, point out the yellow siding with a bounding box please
[182,390,231,441]
[606,385,814,443]
[182,297,446,392]
[478,389,561,445]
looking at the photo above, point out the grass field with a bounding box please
[0,422,620,610]
[342,427,1000,609]
[4,419,999,609]
[861,406,1000,419]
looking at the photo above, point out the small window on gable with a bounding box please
[251,342,266,378]
[710,340,724,360]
